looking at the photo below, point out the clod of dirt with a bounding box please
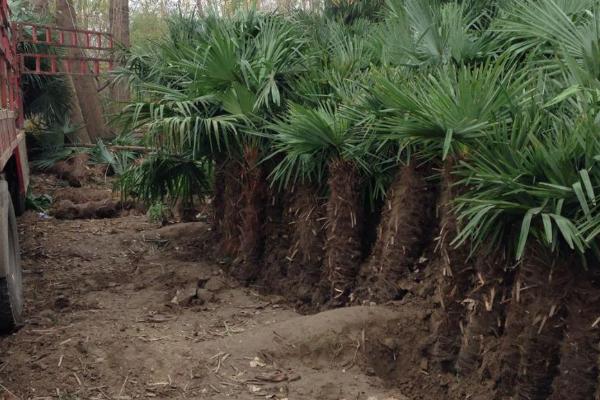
[51,153,90,187]
[52,199,118,219]
[54,295,70,310]
[196,288,215,303]
[53,187,114,204]
[204,276,226,292]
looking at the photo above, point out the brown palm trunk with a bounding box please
[286,183,326,303]
[549,270,600,400]
[354,160,435,303]
[515,260,570,399]
[219,157,242,258]
[325,158,363,306]
[456,251,510,376]
[495,245,570,399]
[55,0,110,142]
[213,154,227,235]
[431,158,473,370]
[258,187,293,293]
[233,146,267,283]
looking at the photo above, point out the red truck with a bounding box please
[0,0,28,332]
[0,0,113,331]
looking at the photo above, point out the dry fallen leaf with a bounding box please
[250,356,266,368]
[248,384,262,393]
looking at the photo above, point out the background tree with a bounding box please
[110,0,130,106]
[55,0,110,141]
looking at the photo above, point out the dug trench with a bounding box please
[0,174,450,400]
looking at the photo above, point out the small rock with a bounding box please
[419,358,428,371]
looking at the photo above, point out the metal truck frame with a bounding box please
[0,0,112,331]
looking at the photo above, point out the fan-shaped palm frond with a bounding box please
[496,0,600,70]
[454,107,600,260]
[374,0,495,67]
[267,102,371,188]
[117,153,213,205]
[374,57,530,158]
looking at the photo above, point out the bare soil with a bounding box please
[0,174,432,400]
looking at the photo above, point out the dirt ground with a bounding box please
[0,174,438,400]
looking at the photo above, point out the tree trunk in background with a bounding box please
[31,0,49,14]
[55,0,109,142]
[325,158,363,306]
[109,0,130,107]
[28,0,91,143]
[65,81,91,143]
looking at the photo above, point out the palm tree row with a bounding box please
[113,0,600,398]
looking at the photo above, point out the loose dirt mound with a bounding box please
[52,199,120,219]
[0,176,415,399]
[30,173,140,220]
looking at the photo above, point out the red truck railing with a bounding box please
[0,0,22,171]
[0,0,113,192]
[15,22,114,76]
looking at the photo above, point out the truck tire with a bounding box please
[5,159,25,216]
[0,181,23,332]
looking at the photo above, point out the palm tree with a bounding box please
[252,16,378,305]
[454,105,600,398]
[352,0,499,307]
[371,57,529,368]
[269,100,372,305]
[116,10,312,281]
[464,1,600,395]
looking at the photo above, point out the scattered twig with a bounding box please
[118,374,129,396]
[0,382,19,399]
[73,372,83,386]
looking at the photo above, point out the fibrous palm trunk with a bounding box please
[257,187,293,293]
[213,154,227,236]
[495,246,571,399]
[431,159,473,370]
[354,160,435,304]
[219,157,242,258]
[233,146,267,283]
[456,251,509,376]
[548,270,600,400]
[286,183,326,304]
[325,158,363,306]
